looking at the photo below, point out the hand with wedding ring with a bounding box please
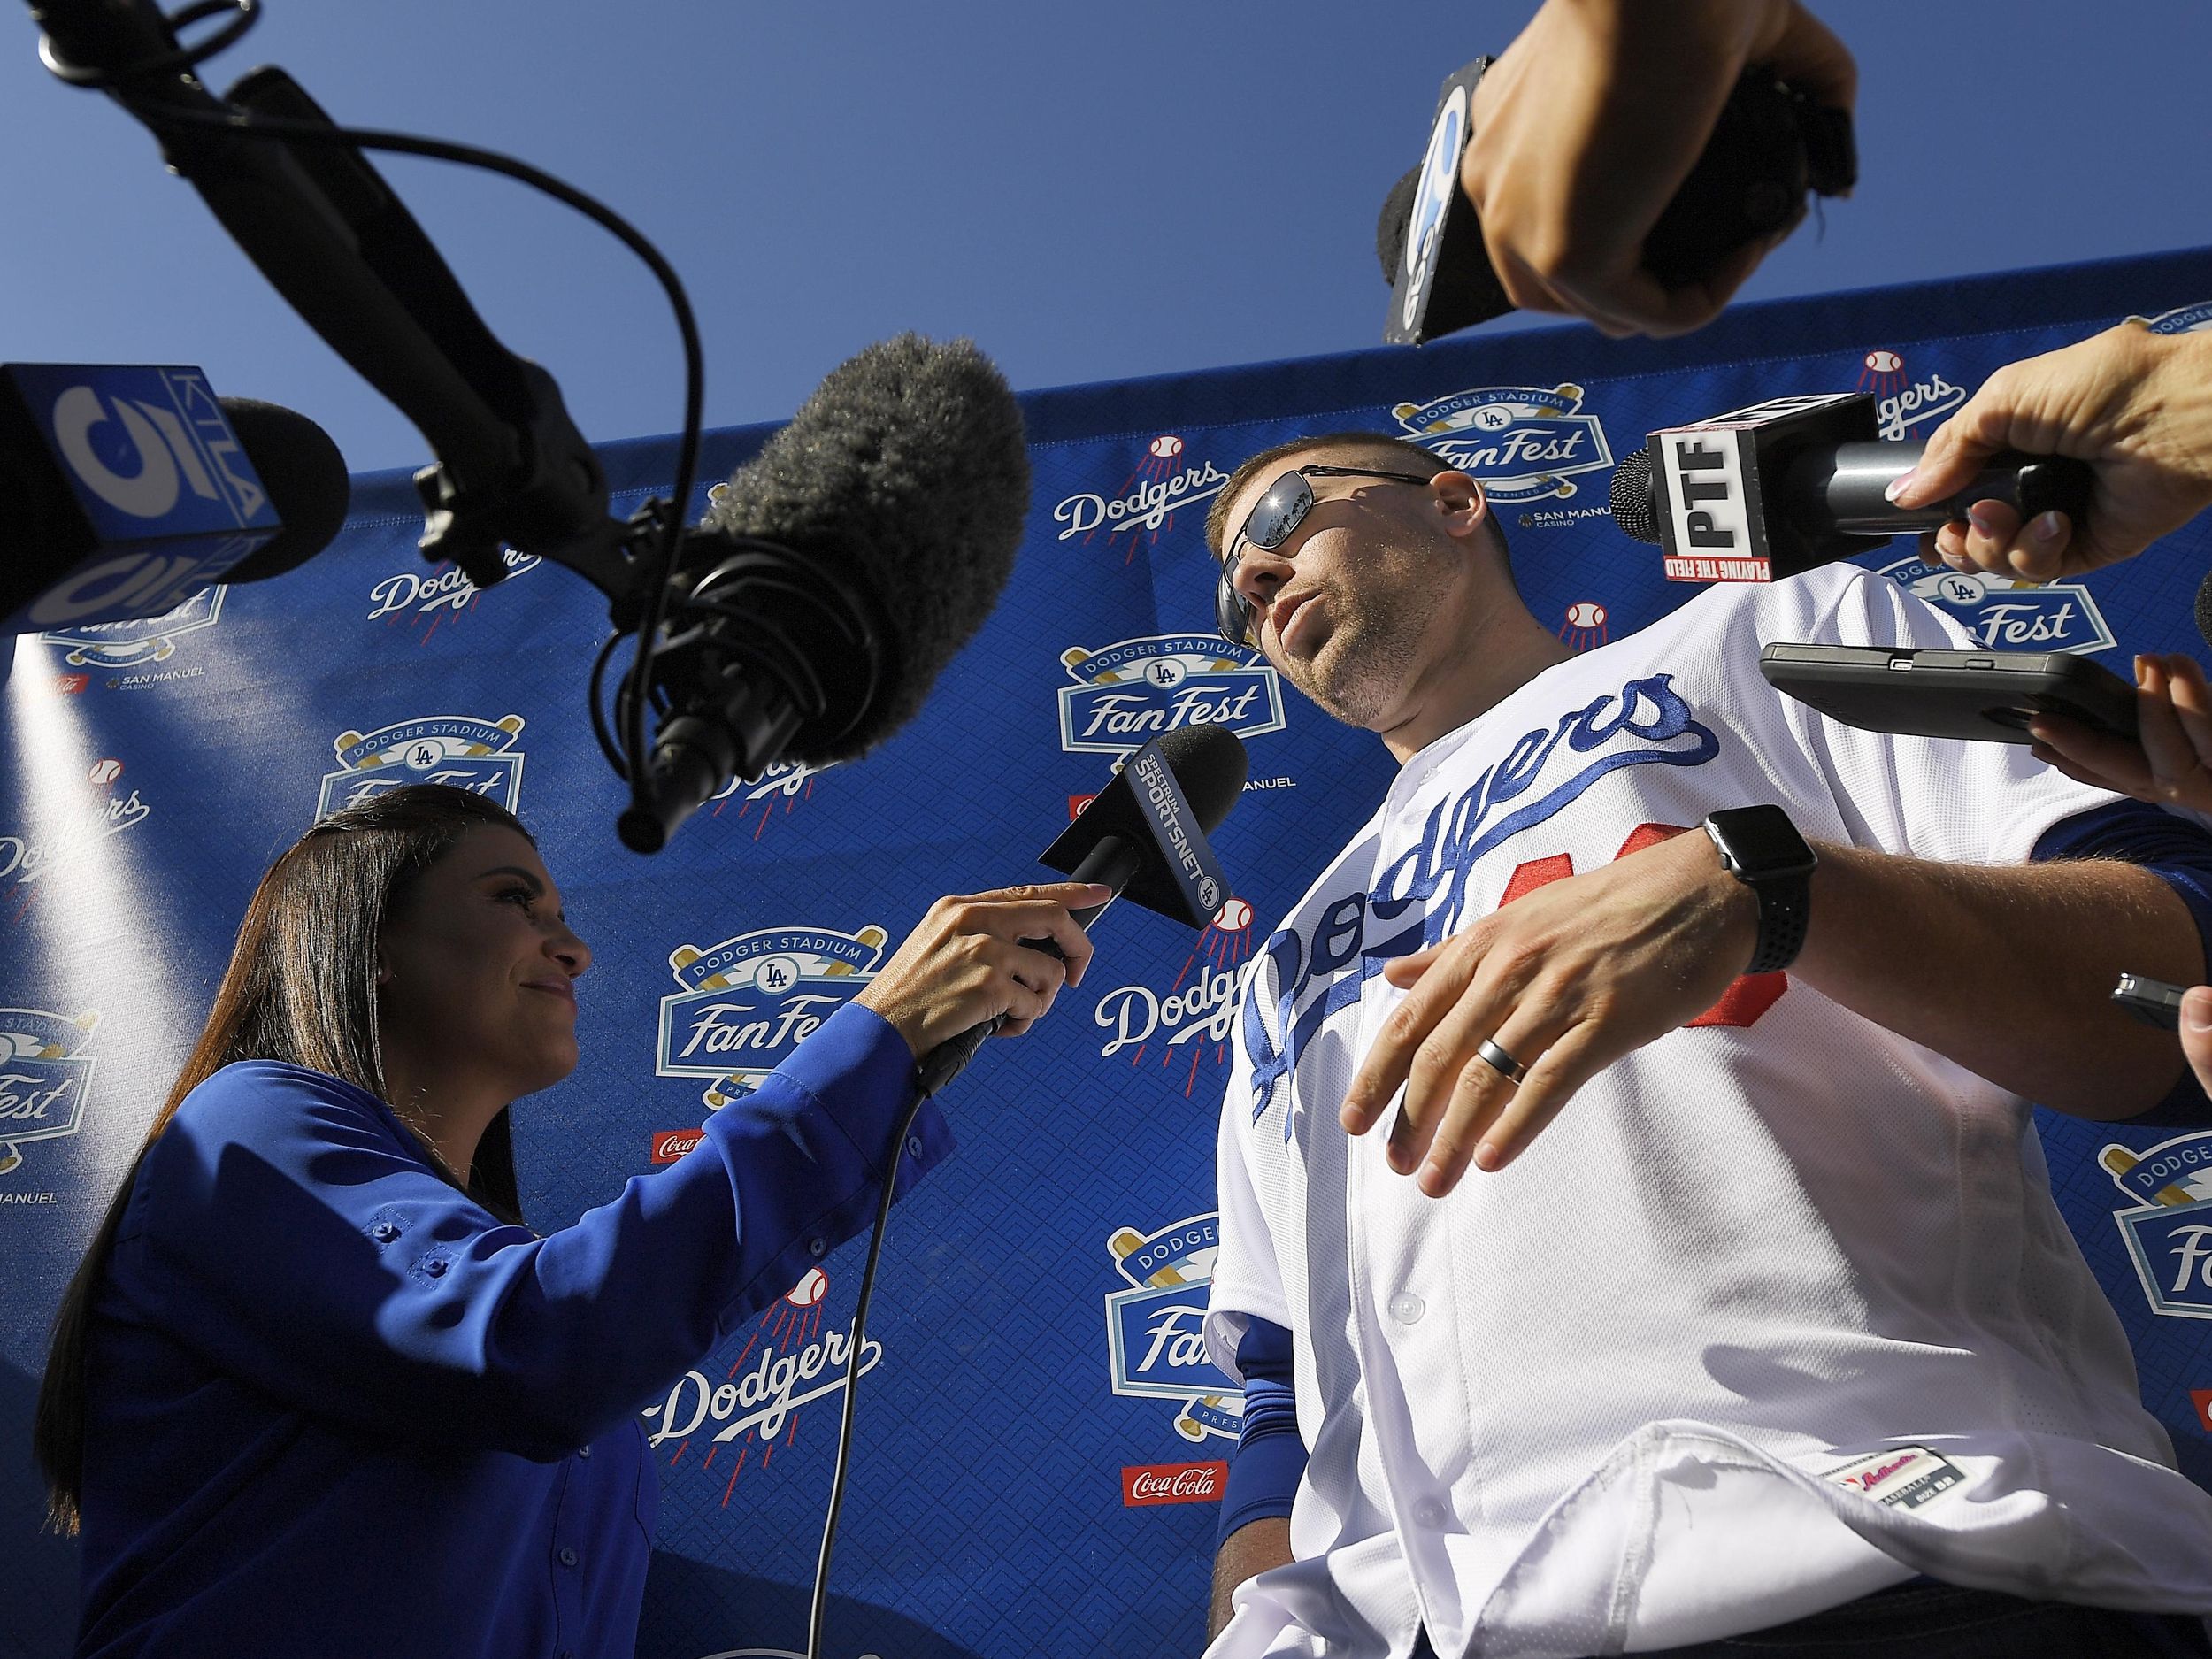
[1339,827,1759,1196]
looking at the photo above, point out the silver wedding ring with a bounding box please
[1475,1037,1527,1087]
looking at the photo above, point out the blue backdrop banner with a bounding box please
[7,245,2212,1659]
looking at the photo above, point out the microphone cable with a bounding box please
[36,0,704,825]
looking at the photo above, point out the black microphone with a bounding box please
[913,724,1250,1098]
[615,336,1031,853]
[1607,392,2093,582]
[0,363,350,634]
[28,4,612,589]
[1380,58,1854,345]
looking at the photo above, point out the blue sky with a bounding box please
[5,0,2209,472]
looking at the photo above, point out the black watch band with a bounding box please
[1702,806,1818,976]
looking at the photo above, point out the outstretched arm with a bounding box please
[1341,825,2202,1195]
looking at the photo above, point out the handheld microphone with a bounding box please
[1381,58,1855,345]
[913,724,1249,1097]
[0,363,349,634]
[615,336,1032,854]
[1607,392,2093,582]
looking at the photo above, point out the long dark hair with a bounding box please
[34,784,535,1534]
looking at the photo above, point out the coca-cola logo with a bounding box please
[1121,1460,1227,1508]
[650,1128,703,1164]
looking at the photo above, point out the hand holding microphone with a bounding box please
[1889,322,2212,583]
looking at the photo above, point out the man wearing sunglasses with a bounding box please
[1197,432,2212,1658]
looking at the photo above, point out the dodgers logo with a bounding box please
[1391,384,1613,503]
[658,925,888,1110]
[0,1009,99,1178]
[2103,1132,2212,1319]
[1058,634,1285,756]
[366,550,542,639]
[1244,674,1718,1122]
[1094,900,1261,1097]
[1878,555,2116,656]
[0,768,152,918]
[1857,348,1965,442]
[1105,1214,1243,1443]
[705,757,835,842]
[316,715,526,819]
[1055,435,1231,549]
[40,586,224,669]
[2130,302,2212,336]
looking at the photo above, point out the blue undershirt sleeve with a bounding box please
[2032,798,2212,1126]
[1218,1314,1305,1546]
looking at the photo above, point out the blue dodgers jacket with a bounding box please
[73,1000,947,1659]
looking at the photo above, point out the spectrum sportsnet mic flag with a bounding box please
[8,246,2212,1659]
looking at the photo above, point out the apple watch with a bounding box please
[1702,805,1817,975]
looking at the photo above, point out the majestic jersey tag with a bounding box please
[1824,1446,1965,1512]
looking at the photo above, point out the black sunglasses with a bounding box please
[1215,465,1438,648]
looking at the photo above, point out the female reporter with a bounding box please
[35,783,1100,1659]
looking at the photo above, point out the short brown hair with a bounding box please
[1202,430,1511,570]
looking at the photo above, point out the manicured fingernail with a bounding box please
[2188,989,2212,1033]
[1966,506,2000,539]
[1884,467,1916,503]
[2031,510,2064,544]
[1473,1141,1502,1172]
[2137,655,2152,683]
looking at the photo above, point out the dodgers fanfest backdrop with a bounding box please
[9,244,2212,1657]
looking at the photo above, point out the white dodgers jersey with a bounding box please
[1205,566,2212,1659]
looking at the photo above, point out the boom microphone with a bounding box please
[615,335,1031,853]
[0,362,350,634]
[914,723,1250,1097]
[1607,392,2093,582]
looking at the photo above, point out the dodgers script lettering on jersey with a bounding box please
[1241,673,1717,1119]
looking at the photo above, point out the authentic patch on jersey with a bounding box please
[1824,1446,1965,1511]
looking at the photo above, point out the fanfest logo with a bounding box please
[1390,383,1613,503]
[1123,1460,1227,1508]
[2131,301,2212,335]
[0,1008,99,1181]
[657,924,888,1110]
[1859,348,1965,442]
[2103,1132,2212,1319]
[316,714,527,818]
[1105,1214,1243,1443]
[1053,434,1228,550]
[0,761,152,918]
[1058,634,1285,756]
[1094,899,1258,1098]
[39,585,223,671]
[641,1265,882,1499]
[703,757,834,843]
[366,549,541,640]
[1878,555,2116,656]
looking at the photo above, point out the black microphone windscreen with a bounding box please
[2195,568,2212,653]
[1609,449,1662,544]
[700,334,1030,763]
[1378,165,1419,285]
[1155,722,1248,833]
[214,397,352,584]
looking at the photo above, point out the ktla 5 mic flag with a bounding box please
[7,247,2212,1659]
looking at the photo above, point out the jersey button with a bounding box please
[1412,1497,1448,1530]
[559,1546,580,1568]
[1388,1293,1425,1324]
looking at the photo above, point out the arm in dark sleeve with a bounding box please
[2033,798,2212,1126]
[121,1000,949,1457]
[1217,1314,1305,1545]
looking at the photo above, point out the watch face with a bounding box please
[1709,806,1816,878]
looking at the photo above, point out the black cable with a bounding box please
[805,1084,929,1659]
[39,20,703,806]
